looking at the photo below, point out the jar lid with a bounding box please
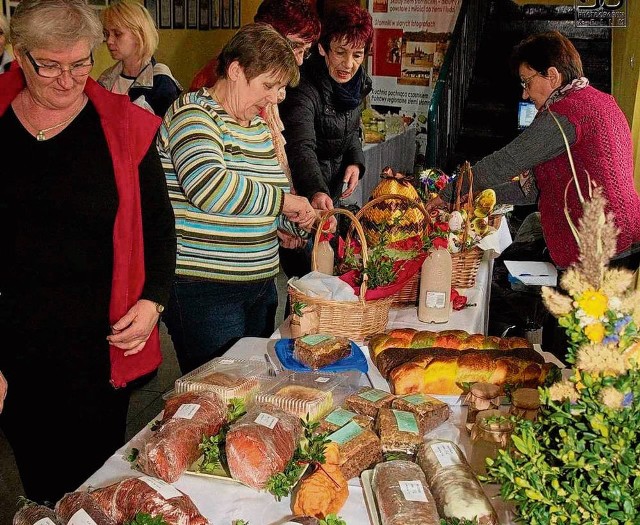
[511,388,541,410]
[470,382,501,400]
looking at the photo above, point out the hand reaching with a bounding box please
[311,192,334,211]
[341,165,360,199]
[107,299,160,356]
[283,193,316,230]
[0,371,7,414]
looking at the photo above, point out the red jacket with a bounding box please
[535,86,640,267]
[0,67,163,387]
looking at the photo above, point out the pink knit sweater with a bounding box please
[535,86,640,267]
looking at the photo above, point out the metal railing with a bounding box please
[426,0,492,169]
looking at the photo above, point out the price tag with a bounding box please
[431,442,461,467]
[426,291,446,308]
[140,476,183,499]
[67,509,98,525]
[255,412,279,429]
[399,480,429,502]
[35,520,57,525]
[358,388,389,402]
[173,403,201,420]
[325,407,357,426]
[315,376,330,383]
[218,359,235,364]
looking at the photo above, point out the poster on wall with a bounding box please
[199,0,209,29]
[159,0,172,28]
[210,0,220,28]
[187,0,197,28]
[232,0,240,28]
[173,0,185,29]
[368,0,461,167]
[145,0,159,26]
[221,0,231,28]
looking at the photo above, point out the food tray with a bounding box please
[360,469,382,525]
[275,337,368,373]
[173,357,263,404]
[254,371,351,422]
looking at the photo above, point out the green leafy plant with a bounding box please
[484,183,640,523]
[197,398,246,475]
[440,518,479,525]
[265,417,330,501]
[319,515,348,525]
[125,513,169,525]
[292,301,307,317]
[231,520,248,525]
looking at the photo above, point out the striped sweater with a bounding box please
[157,89,302,282]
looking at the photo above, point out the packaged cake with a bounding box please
[391,393,451,434]
[293,333,351,370]
[173,357,263,404]
[317,406,374,434]
[328,420,382,479]
[344,387,395,418]
[376,408,424,455]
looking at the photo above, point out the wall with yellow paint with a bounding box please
[91,0,261,88]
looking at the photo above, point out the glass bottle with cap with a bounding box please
[468,409,514,476]
[315,221,334,276]
[464,382,501,430]
[510,387,541,421]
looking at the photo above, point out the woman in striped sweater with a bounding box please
[157,24,316,374]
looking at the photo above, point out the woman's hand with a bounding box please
[277,229,307,249]
[283,193,316,229]
[311,192,334,211]
[341,165,360,199]
[0,371,7,414]
[107,299,160,356]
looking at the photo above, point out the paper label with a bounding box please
[68,509,98,525]
[300,334,333,346]
[315,376,330,383]
[173,403,201,419]
[425,291,446,308]
[393,409,419,434]
[402,393,429,406]
[325,407,357,426]
[140,475,183,499]
[328,420,363,444]
[399,480,429,502]
[431,442,461,467]
[218,359,234,364]
[34,520,57,525]
[358,388,389,402]
[255,412,279,429]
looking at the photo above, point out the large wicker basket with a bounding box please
[355,193,430,307]
[287,208,393,342]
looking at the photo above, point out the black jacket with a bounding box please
[279,53,372,201]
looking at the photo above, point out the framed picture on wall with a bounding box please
[210,0,220,28]
[187,0,197,28]
[232,0,240,28]
[198,0,209,30]
[173,0,185,29]
[145,0,159,27]
[159,0,172,29]
[221,0,231,29]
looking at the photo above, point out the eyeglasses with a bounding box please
[520,72,540,90]
[25,51,94,78]
[286,38,313,60]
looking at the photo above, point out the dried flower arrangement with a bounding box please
[484,114,640,524]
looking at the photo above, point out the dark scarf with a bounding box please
[330,67,364,111]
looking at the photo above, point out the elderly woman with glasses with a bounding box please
[0,0,176,503]
[431,31,640,270]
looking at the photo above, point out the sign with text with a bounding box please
[574,0,627,28]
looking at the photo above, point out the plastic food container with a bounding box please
[254,371,352,422]
[173,357,264,404]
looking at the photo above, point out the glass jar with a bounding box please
[510,387,541,421]
[468,409,513,476]
[464,382,501,429]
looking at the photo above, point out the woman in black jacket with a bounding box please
[279,4,373,277]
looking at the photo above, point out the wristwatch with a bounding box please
[154,302,165,313]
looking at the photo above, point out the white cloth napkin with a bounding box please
[288,271,359,301]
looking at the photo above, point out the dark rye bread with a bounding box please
[293,334,351,369]
[375,346,545,379]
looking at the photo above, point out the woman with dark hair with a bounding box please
[432,30,640,269]
[278,4,373,277]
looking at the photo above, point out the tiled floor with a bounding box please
[0,271,289,524]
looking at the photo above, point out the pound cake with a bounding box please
[293,334,351,369]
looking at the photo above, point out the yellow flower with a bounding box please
[584,322,605,343]
[577,289,608,318]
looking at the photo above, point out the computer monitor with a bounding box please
[518,101,538,130]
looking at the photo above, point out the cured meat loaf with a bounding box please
[375,345,544,379]
[225,403,303,489]
[388,350,556,395]
[90,476,208,525]
[13,503,62,525]
[137,390,227,483]
[417,440,498,525]
[369,328,531,358]
[371,460,439,525]
[55,492,116,525]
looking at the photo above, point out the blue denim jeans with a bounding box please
[163,277,278,374]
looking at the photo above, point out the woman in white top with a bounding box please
[98,0,181,116]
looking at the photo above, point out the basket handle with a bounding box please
[311,207,369,304]
[455,161,475,251]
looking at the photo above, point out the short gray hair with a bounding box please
[10,0,103,53]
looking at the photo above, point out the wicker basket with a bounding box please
[354,193,430,307]
[287,208,394,342]
[450,162,485,289]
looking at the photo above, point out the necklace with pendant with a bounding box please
[20,92,87,141]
